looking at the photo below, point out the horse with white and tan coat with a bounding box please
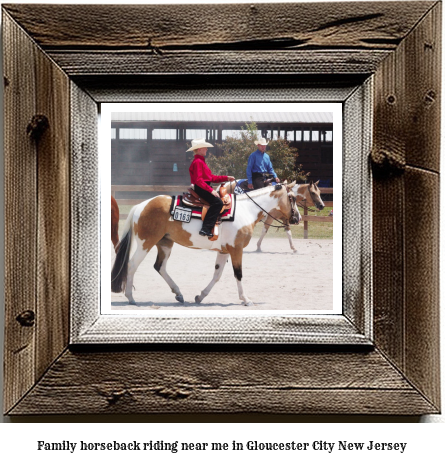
[111,182,301,306]
[223,180,325,252]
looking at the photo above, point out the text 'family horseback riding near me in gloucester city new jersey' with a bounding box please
[36,439,407,454]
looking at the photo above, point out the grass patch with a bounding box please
[255,207,333,239]
[117,204,333,240]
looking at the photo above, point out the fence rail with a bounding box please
[111,185,333,238]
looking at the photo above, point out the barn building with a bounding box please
[111,112,333,198]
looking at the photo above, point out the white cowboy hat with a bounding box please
[254,137,270,146]
[186,138,214,152]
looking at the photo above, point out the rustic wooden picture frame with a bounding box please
[2,2,440,415]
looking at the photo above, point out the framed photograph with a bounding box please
[93,101,350,344]
[3,2,440,415]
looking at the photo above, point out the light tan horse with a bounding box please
[111,182,300,306]
[223,180,325,253]
[111,195,120,252]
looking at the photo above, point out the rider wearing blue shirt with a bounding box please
[247,138,280,189]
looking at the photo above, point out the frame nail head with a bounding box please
[27,114,49,140]
[16,310,35,327]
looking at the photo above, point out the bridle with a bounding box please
[297,185,323,213]
[242,185,299,229]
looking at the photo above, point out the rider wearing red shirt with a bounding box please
[188,139,234,237]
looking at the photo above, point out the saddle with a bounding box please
[182,184,232,241]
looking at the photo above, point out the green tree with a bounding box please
[206,122,307,183]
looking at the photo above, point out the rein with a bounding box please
[297,201,319,213]
[241,187,295,229]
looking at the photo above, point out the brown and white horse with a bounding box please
[223,180,324,253]
[111,195,120,252]
[111,182,300,306]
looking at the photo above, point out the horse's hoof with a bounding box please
[255,249,262,253]
[175,295,184,304]
[128,300,137,306]
[195,295,202,304]
[244,300,254,306]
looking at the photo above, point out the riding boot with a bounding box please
[199,228,213,237]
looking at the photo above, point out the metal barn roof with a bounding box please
[111,112,333,124]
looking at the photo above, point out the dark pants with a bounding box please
[252,172,266,189]
[194,184,224,232]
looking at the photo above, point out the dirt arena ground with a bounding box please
[110,237,333,312]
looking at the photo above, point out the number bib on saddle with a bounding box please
[173,206,192,223]
[169,195,236,222]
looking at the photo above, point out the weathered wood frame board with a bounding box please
[2,2,441,415]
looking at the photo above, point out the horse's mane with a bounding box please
[235,185,277,201]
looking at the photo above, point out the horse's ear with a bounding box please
[310,180,313,185]
[288,181,296,189]
[315,180,320,186]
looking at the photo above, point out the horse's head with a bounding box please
[302,180,325,211]
[276,181,301,225]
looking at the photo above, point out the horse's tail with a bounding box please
[111,205,136,293]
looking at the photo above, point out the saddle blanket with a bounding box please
[170,194,236,222]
